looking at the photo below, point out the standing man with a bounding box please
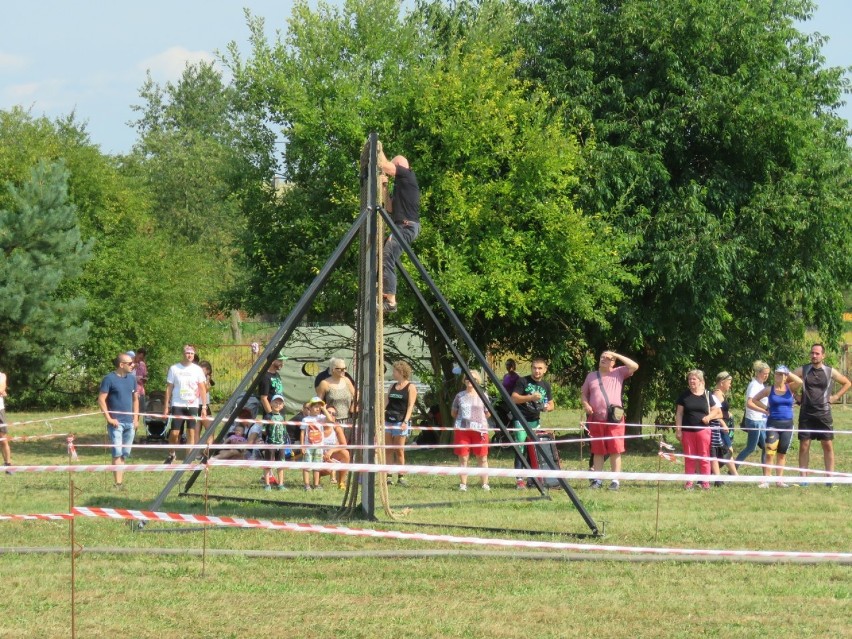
[510,358,555,489]
[259,355,285,419]
[378,148,420,314]
[0,369,10,471]
[793,343,850,483]
[98,353,139,488]
[163,344,207,463]
[581,351,640,491]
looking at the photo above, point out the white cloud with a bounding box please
[137,46,217,83]
[0,51,28,73]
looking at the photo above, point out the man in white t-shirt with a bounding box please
[163,344,208,463]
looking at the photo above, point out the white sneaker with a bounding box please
[776,482,790,488]
[758,482,770,488]
[458,483,467,492]
[482,484,491,491]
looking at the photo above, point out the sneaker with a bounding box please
[113,483,125,491]
[386,477,394,486]
[277,485,289,491]
[4,462,12,475]
[337,482,346,490]
[396,477,408,487]
[798,481,810,488]
[589,479,603,490]
[458,483,467,492]
[699,482,711,490]
[164,453,176,465]
[714,481,723,488]
[516,479,527,490]
[482,484,491,491]
[776,482,790,488]
[826,483,835,489]
[303,485,312,491]
[684,481,694,490]
[382,300,398,314]
[608,481,620,491]
[263,484,272,492]
[758,482,770,488]
[313,484,323,490]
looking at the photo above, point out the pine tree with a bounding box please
[0,160,93,386]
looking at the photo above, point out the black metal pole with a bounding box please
[380,207,599,536]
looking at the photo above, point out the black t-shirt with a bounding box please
[676,390,720,432]
[391,165,420,224]
[512,375,552,422]
[259,372,283,405]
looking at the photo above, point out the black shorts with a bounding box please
[798,415,833,442]
[712,445,731,461]
[265,448,284,462]
[170,406,200,432]
[0,408,6,434]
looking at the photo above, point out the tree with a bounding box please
[224,0,630,417]
[0,108,218,406]
[519,0,852,422]
[0,160,92,385]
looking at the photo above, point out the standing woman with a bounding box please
[316,358,356,425]
[385,361,418,486]
[675,370,723,489]
[750,366,802,487]
[735,360,770,468]
[710,371,739,481]
[0,370,11,471]
[451,370,491,492]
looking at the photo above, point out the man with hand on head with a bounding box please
[581,351,639,491]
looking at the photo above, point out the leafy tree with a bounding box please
[518,0,852,421]
[0,160,92,386]
[0,109,217,406]
[224,0,630,416]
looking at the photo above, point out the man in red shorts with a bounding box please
[581,351,639,491]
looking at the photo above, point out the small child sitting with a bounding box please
[210,424,248,461]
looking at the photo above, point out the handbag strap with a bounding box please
[596,372,613,407]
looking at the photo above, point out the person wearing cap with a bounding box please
[377,148,420,314]
[98,353,139,488]
[749,366,803,487]
[300,396,333,490]
[710,371,738,483]
[259,354,285,419]
[163,344,208,463]
[263,394,292,491]
[792,344,850,483]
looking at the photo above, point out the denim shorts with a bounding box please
[386,421,410,438]
[108,421,135,459]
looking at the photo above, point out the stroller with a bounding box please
[143,390,170,442]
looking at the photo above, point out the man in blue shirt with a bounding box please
[98,353,139,489]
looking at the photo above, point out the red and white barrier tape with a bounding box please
[661,450,852,477]
[0,433,69,443]
[4,412,101,429]
[67,507,852,561]
[0,513,74,521]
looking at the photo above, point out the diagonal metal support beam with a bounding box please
[380,207,599,536]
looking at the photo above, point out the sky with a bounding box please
[1,1,850,155]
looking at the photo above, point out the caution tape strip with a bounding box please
[66,507,851,561]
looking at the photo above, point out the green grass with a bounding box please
[1,408,850,638]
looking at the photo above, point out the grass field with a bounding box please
[1,408,850,638]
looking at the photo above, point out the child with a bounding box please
[300,396,331,490]
[210,423,247,461]
[265,394,291,491]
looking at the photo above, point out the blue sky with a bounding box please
[1,1,849,155]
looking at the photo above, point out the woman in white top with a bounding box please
[735,360,770,466]
[451,370,491,492]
